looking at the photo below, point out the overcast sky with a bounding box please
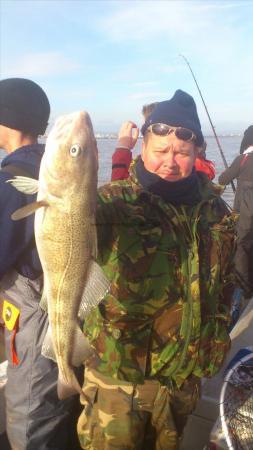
[1,0,252,134]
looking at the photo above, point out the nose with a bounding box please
[163,149,177,168]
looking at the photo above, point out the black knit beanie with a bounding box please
[240,125,253,154]
[141,89,204,146]
[0,78,50,135]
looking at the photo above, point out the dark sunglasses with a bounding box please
[147,123,196,142]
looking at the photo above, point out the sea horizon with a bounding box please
[1,135,240,207]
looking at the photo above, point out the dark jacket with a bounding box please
[0,144,44,280]
[218,151,253,212]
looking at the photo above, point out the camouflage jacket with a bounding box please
[83,157,236,387]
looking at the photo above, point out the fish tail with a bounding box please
[57,366,83,400]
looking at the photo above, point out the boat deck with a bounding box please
[1,299,253,450]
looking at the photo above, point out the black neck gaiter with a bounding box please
[136,158,201,206]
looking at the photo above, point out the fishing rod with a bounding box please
[179,54,236,194]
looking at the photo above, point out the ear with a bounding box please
[194,145,202,158]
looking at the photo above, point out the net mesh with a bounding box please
[221,355,253,449]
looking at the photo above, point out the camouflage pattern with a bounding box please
[77,367,200,450]
[83,156,236,387]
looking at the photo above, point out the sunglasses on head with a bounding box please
[147,123,196,142]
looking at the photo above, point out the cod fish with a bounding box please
[8,111,109,399]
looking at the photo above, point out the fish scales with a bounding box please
[36,205,95,389]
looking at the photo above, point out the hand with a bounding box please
[117,121,139,150]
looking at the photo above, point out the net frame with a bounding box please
[220,352,253,450]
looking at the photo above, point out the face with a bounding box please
[141,132,198,182]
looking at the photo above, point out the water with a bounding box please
[0,136,241,207]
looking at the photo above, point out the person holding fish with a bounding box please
[77,90,236,450]
[0,78,82,450]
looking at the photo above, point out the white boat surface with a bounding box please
[180,296,253,450]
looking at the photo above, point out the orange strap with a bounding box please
[2,300,20,365]
[10,324,19,365]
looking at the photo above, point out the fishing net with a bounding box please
[220,352,253,449]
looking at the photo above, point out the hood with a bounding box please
[1,143,44,179]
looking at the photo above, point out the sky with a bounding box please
[1,0,253,134]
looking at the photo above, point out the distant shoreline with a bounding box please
[94,134,242,139]
[39,134,242,141]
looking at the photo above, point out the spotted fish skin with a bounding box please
[35,111,98,397]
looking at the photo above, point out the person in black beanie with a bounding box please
[141,89,204,146]
[219,124,253,303]
[0,77,50,137]
[0,78,82,450]
[111,92,215,182]
[77,90,236,450]
[240,125,253,154]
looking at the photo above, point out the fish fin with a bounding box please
[72,325,94,366]
[11,200,48,220]
[6,176,39,194]
[39,287,48,312]
[41,324,56,362]
[40,275,50,312]
[57,368,83,400]
[78,260,110,320]
[41,322,94,366]
[41,326,80,399]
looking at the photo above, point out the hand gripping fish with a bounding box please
[8,111,110,399]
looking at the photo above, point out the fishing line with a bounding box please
[180,54,236,193]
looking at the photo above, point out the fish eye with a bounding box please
[69,144,81,157]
